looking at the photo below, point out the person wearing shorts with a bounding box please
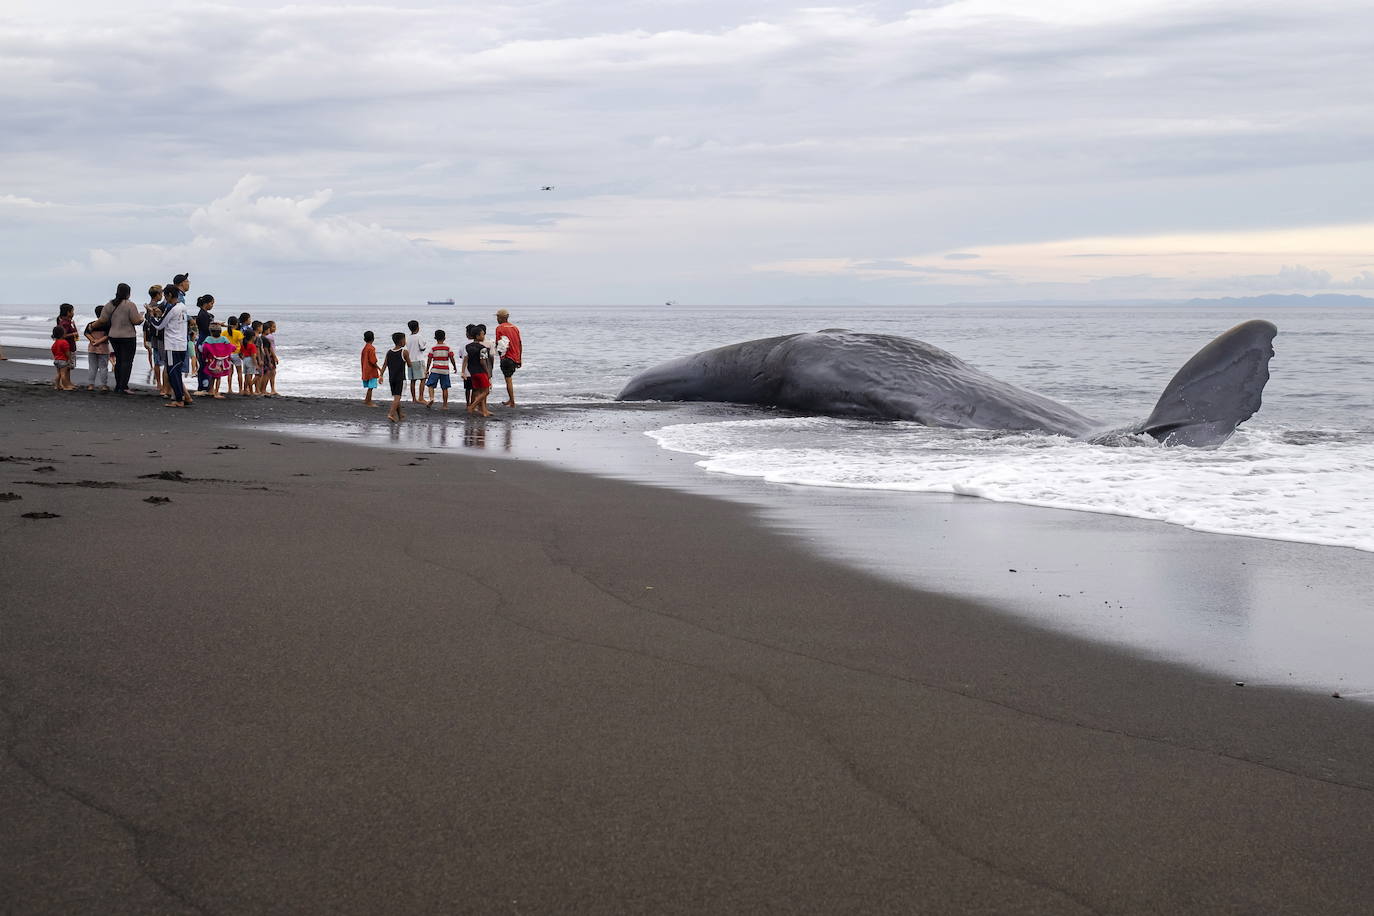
[424,328,456,409]
[51,326,74,390]
[494,308,522,407]
[464,328,493,417]
[404,319,428,403]
[240,329,259,395]
[385,332,408,422]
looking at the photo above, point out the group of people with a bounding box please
[46,274,281,406]
[361,309,522,423]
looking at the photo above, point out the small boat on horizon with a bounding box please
[426,298,455,305]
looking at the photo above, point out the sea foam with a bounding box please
[648,418,1374,553]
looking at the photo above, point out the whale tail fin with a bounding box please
[1141,319,1277,446]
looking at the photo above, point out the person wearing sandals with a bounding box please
[200,322,236,398]
[150,289,192,407]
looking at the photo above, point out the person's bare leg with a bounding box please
[504,375,516,407]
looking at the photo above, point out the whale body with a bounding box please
[616,320,1277,447]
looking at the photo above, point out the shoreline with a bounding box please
[5,347,1374,699]
[3,378,1374,910]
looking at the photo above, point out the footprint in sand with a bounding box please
[22,512,59,519]
[144,496,172,505]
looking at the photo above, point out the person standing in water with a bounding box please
[385,331,408,422]
[360,330,381,406]
[494,309,522,407]
[404,319,427,404]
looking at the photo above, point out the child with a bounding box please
[254,327,273,395]
[404,319,427,403]
[385,331,408,422]
[83,306,112,391]
[263,321,280,395]
[225,315,243,394]
[144,285,165,391]
[424,328,456,409]
[248,321,265,395]
[464,326,493,417]
[57,304,79,365]
[51,325,74,390]
[460,324,476,406]
[239,328,259,396]
[361,330,381,406]
[200,323,236,399]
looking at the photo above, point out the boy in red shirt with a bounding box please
[51,325,74,390]
[361,330,381,406]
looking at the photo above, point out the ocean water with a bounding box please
[4,303,1371,553]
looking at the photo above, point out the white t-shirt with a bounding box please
[156,302,189,352]
[404,335,428,364]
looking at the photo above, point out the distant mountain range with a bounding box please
[942,293,1374,308]
[1181,293,1374,307]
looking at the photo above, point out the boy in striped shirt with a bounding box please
[424,328,457,409]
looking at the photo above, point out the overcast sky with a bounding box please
[2,0,1371,305]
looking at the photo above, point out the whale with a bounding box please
[616,319,1277,447]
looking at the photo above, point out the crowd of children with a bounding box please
[46,278,283,405]
[361,312,522,423]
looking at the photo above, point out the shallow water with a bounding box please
[4,302,1371,551]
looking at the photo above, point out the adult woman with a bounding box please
[97,283,144,393]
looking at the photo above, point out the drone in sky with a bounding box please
[540,186,555,191]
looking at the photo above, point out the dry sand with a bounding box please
[3,368,1374,914]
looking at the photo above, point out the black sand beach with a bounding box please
[3,361,1374,914]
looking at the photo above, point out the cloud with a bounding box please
[61,176,436,277]
[187,176,424,265]
[3,1,1373,303]
[753,222,1374,299]
[1214,264,1374,292]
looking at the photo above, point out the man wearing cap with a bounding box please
[494,309,522,407]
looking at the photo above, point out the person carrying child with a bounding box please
[57,304,79,365]
[83,306,112,391]
[424,328,456,409]
[361,330,381,406]
[50,325,74,390]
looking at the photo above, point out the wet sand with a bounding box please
[3,370,1374,914]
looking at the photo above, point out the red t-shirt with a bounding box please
[496,322,521,363]
[51,339,71,361]
[361,343,380,381]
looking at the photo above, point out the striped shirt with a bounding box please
[429,343,455,374]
